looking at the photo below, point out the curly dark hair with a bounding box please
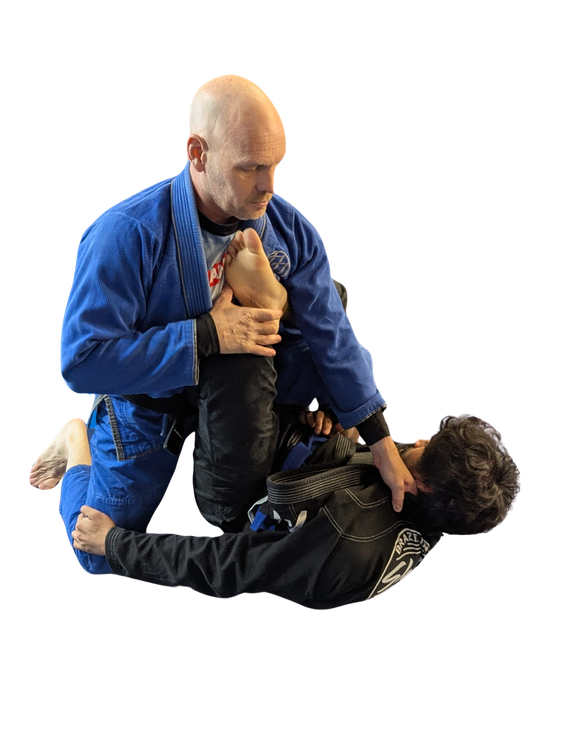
[413,415,520,535]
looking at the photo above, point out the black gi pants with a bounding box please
[189,279,347,529]
[189,353,279,531]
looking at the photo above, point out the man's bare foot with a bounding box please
[30,418,90,490]
[225,228,288,311]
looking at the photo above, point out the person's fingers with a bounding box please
[252,308,284,323]
[251,336,281,346]
[310,411,334,435]
[391,485,405,513]
[254,320,281,335]
[405,475,418,496]
[306,412,315,427]
[247,345,277,357]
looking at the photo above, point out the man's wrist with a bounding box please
[356,408,390,445]
[369,434,394,456]
[196,313,221,358]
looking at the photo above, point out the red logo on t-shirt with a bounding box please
[208,255,226,287]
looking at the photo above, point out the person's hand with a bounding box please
[72,506,116,556]
[209,284,283,357]
[370,436,417,512]
[299,410,361,442]
[300,409,334,435]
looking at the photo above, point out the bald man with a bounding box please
[52,75,415,574]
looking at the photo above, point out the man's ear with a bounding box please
[415,477,433,493]
[187,135,208,172]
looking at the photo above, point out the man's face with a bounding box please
[203,118,286,222]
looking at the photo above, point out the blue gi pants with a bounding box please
[60,354,279,574]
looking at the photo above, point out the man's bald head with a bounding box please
[187,76,286,223]
[190,75,283,148]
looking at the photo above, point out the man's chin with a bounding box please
[238,202,270,220]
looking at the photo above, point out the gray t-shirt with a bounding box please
[199,212,241,303]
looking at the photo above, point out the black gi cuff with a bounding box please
[356,408,390,445]
[196,313,220,358]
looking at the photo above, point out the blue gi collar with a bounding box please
[171,163,269,318]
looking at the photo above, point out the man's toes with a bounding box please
[229,231,245,254]
[242,228,265,255]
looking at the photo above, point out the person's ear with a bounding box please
[415,477,433,493]
[187,135,208,172]
[414,439,430,449]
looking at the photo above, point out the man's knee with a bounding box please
[73,549,112,575]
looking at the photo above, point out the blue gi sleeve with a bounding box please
[61,212,197,394]
[271,205,386,429]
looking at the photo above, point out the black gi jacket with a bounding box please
[105,435,442,609]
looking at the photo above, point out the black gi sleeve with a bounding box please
[105,520,352,609]
[356,408,390,446]
[196,313,220,358]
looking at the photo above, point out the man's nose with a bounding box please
[256,166,276,195]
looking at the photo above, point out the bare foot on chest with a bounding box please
[225,228,288,311]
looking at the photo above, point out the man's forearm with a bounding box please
[62,319,198,394]
[356,408,390,446]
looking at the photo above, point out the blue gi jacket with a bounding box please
[61,164,385,428]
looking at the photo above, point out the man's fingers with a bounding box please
[248,345,277,357]
[256,334,282,346]
[391,487,405,513]
[211,298,282,355]
[252,308,284,323]
[255,321,281,335]
[71,529,84,549]
[304,410,334,435]
[303,410,334,435]
[390,471,417,512]
[405,476,418,496]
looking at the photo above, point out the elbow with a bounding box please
[59,367,79,393]
[61,337,107,393]
[62,360,97,394]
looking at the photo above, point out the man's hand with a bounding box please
[370,437,417,513]
[300,409,360,442]
[209,284,283,357]
[72,506,116,556]
[300,409,334,436]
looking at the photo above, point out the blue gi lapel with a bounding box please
[171,164,285,318]
[171,163,211,318]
